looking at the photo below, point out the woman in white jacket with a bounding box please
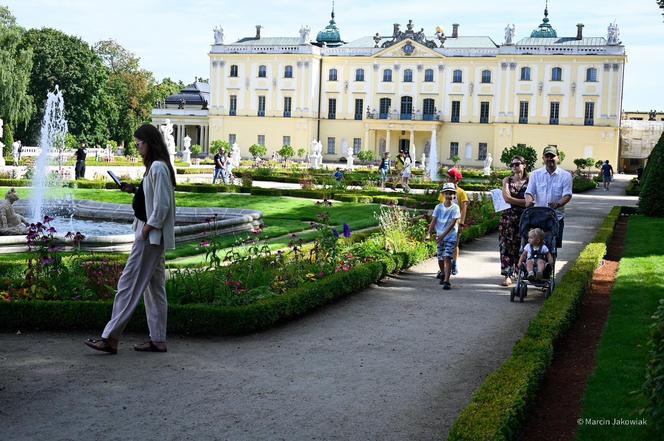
[401,153,413,193]
[86,124,176,354]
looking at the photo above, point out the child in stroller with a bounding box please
[510,207,559,302]
[518,228,554,281]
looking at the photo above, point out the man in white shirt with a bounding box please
[525,145,573,248]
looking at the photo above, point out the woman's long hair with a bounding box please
[134,124,176,186]
[511,155,529,180]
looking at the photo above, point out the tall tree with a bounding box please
[16,28,110,145]
[94,39,154,148]
[0,6,34,145]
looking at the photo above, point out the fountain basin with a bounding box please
[1,199,262,253]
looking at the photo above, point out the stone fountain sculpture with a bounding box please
[0,188,29,235]
[309,139,323,169]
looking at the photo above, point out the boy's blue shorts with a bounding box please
[437,239,456,260]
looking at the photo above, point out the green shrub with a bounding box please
[572,175,598,193]
[500,145,538,172]
[644,299,664,436]
[640,132,664,216]
[626,178,641,196]
[372,195,399,205]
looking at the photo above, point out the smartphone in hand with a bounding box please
[107,170,123,188]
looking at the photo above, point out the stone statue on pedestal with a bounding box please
[0,188,29,235]
[182,135,192,164]
[309,139,323,169]
[504,24,515,45]
[299,26,310,45]
[483,153,493,176]
[342,140,354,169]
[213,26,224,45]
[230,142,241,168]
[160,119,176,165]
[607,22,620,45]
[421,152,426,169]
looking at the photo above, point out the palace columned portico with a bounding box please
[365,119,443,162]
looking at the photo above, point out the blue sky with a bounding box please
[5,0,663,110]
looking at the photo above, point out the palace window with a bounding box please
[450,142,459,158]
[228,134,236,144]
[379,98,391,119]
[400,96,413,120]
[480,101,489,123]
[328,98,336,119]
[519,101,529,124]
[257,135,265,146]
[229,95,237,116]
[551,67,562,81]
[423,98,435,120]
[327,137,335,154]
[354,98,363,120]
[230,65,239,77]
[258,65,267,78]
[478,143,488,161]
[424,69,434,82]
[353,138,362,154]
[284,65,293,78]
[452,69,463,83]
[520,67,531,81]
[283,97,292,117]
[481,69,491,84]
[451,101,460,123]
[355,68,365,82]
[586,67,598,82]
[257,96,266,117]
[403,69,413,83]
[550,101,560,125]
[584,102,595,126]
[383,69,392,82]
[283,136,291,146]
[329,68,338,81]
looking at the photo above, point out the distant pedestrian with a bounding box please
[213,148,225,184]
[334,167,344,182]
[74,143,87,179]
[427,183,461,290]
[379,152,390,189]
[600,160,614,191]
[401,153,412,193]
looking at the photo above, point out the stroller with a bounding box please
[510,207,560,302]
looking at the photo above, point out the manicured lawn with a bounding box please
[576,215,664,440]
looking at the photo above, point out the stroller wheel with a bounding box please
[519,282,527,302]
[510,286,516,302]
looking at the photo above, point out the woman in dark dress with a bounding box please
[498,156,529,286]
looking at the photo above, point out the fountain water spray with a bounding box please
[30,85,68,222]
[427,130,440,181]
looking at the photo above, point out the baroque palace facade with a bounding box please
[153,6,626,169]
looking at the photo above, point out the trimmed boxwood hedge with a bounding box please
[0,216,498,336]
[447,205,623,441]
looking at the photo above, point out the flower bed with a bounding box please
[447,206,623,441]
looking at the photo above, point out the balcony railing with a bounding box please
[379,112,389,120]
[519,117,528,124]
[257,110,265,117]
[584,118,594,126]
[400,113,412,120]
[451,115,460,123]
[328,113,336,119]
[423,114,435,121]
[368,111,441,121]
[283,111,291,117]
[549,117,559,125]
[354,113,363,120]
[480,117,489,124]
[229,109,237,116]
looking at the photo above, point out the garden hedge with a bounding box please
[626,178,641,196]
[447,206,622,441]
[0,216,498,336]
[645,299,664,436]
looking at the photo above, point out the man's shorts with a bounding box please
[380,168,388,181]
[437,238,456,260]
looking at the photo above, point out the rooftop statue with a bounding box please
[607,22,620,45]
[299,25,311,44]
[213,26,224,45]
[504,24,515,45]
[0,188,29,235]
[380,20,438,49]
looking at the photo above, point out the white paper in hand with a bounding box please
[491,188,511,212]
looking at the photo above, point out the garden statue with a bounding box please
[0,188,29,235]
[182,135,192,164]
[607,21,620,45]
[160,119,176,165]
[421,152,426,169]
[309,139,322,169]
[342,140,354,170]
[483,153,493,176]
[230,142,241,168]
[12,141,20,164]
[213,26,224,44]
[504,24,515,45]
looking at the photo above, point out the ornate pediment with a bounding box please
[374,39,442,58]
[375,20,443,49]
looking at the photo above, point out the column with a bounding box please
[204,126,209,153]
[386,130,391,155]
[364,127,370,154]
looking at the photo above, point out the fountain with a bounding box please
[427,129,440,181]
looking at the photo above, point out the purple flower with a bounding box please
[43,215,54,224]
[47,227,57,234]
[332,228,339,239]
[65,231,74,239]
[199,240,211,248]
[40,257,53,266]
[342,223,351,238]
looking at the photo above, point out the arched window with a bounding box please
[379,98,391,119]
[328,68,337,81]
[422,98,436,120]
[551,67,562,81]
[452,69,463,83]
[383,69,392,82]
[400,96,413,120]
[230,65,239,77]
[586,67,597,82]
[520,67,531,81]
[481,69,491,84]
[424,69,434,82]
[284,65,293,78]
[355,68,365,82]
[403,69,413,82]
[258,65,267,78]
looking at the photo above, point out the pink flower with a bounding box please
[199,240,211,248]
[318,271,325,278]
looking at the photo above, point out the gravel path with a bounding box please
[0,176,637,441]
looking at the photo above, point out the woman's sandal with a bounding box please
[133,341,167,353]
[84,337,118,354]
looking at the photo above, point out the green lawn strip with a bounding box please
[448,206,622,441]
[576,216,664,441]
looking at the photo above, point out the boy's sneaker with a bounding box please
[439,278,445,285]
[436,271,442,279]
[451,261,458,275]
[442,282,451,290]
[527,271,535,281]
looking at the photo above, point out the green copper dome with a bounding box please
[530,5,558,38]
[316,11,343,47]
